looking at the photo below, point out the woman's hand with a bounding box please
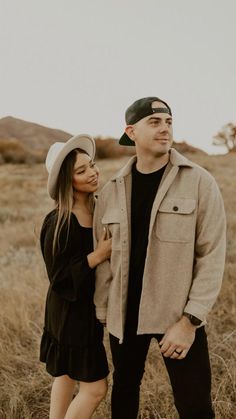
[96,227,112,262]
[87,227,112,268]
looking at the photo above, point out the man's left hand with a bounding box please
[159,316,197,360]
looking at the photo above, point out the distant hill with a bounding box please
[0,116,71,152]
[0,116,206,163]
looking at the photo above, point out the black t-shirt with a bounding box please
[125,162,166,333]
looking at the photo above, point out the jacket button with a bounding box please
[173,206,178,211]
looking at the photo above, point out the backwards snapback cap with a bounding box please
[119,96,172,146]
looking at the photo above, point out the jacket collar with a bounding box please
[110,148,194,181]
[169,148,195,167]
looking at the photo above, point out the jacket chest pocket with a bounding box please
[102,210,121,250]
[156,198,196,243]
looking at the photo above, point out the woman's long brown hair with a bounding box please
[52,148,94,256]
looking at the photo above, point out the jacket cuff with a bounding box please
[95,307,107,322]
[184,301,208,322]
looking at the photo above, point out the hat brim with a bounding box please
[119,132,135,146]
[47,134,95,199]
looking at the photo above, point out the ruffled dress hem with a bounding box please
[40,329,109,382]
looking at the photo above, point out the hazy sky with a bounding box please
[1,0,235,153]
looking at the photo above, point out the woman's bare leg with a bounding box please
[49,375,76,419]
[64,378,107,419]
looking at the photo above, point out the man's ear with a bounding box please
[125,125,135,142]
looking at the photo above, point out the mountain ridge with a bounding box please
[0,116,206,163]
[0,116,72,151]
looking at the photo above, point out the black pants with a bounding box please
[109,327,214,419]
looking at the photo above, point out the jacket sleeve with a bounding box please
[184,176,226,321]
[40,214,94,302]
[93,191,113,322]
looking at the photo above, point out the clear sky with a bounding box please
[0,0,235,154]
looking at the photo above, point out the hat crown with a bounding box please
[125,96,171,125]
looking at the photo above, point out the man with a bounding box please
[93,97,226,419]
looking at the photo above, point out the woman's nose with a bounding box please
[90,166,99,175]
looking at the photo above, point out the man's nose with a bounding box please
[159,122,169,132]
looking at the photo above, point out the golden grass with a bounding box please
[0,138,45,164]
[0,154,235,418]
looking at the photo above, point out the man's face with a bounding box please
[125,101,173,157]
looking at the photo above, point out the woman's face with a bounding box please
[72,153,99,194]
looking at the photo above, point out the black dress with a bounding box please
[39,210,109,382]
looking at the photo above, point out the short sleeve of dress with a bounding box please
[40,211,94,302]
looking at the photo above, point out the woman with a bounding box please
[40,134,111,419]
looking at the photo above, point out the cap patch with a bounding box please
[152,108,171,115]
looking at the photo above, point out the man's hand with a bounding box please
[159,316,197,360]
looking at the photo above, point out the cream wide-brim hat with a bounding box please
[45,134,96,199]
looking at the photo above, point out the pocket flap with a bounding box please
[159,199,196,214]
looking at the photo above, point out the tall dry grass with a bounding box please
[0,154,235,419]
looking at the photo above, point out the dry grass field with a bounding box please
[0,153,235,419]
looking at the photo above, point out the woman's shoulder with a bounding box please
[43,209,57,226]
[40,209,57,249]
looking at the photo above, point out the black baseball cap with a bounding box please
[119,96,172,146]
